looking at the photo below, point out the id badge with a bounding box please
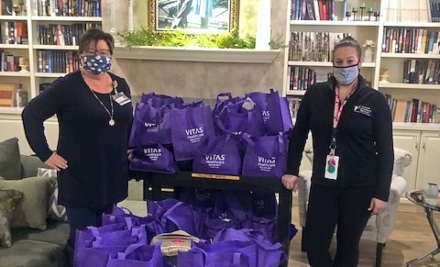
[112,92,131,106]
[324,155,339,180]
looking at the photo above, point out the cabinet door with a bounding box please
[393,131,420,191]
[416,133,440,189]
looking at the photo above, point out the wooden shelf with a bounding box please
[31,16,101,22]
[381,53,440,59]
[287,61,376,67]
[35,73,66,78]
[290,20,380,26]
[0,15,27,21]
[0,44,29,49]
[384,22,440,28]
[0,107,23,115]
[286,90,306,96]
[113,46,280,64]
[379,82,440,90]
[0,71,30,77]
[33,45,79,50]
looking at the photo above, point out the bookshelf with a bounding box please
[283,0,440,193]
[0,0,102,109]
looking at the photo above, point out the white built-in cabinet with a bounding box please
[393,124,440,192]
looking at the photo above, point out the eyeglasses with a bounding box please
[85,49,111,57]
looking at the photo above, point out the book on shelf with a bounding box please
[0,83,18,107]
[32,0,102,17]
[288,31,351,62]
[36,23,101,46]
[0,21,28,45]
[291,0,335,21]
[37,50,79,73]
[0,50,22,72]
[287,96,302,122]
[427,0,440,22]
[382,28,440,54]
[386,95,439,123]
[401,59,440,84]
[288,66,317,91]
[1,0,13,16]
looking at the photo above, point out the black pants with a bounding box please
[305,184,374,267]
[65,204,113,267]
[65,204,114,247]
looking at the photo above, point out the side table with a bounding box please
[405,190,440,267]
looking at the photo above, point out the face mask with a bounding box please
[333,63,359,85]
[82,54,112,75]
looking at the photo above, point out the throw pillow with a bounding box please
[0,138,21,180]
[0,189,23,247]
[0,176,53,230]
[37,168,67,222]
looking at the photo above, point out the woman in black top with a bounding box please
[22,29,133,254]
[281,36,394,267]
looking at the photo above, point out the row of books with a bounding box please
[37,50,79,73]
[287,66,318,91]
[0,22,28,45]
[382,28,440,54]
[0,51,22,72]
[288,32,351,62]
[290,0,337,21]
[32,0,102,17]
[386,95,439,123]
[403,59,440,84]
[385,0,435,22]
[36,23,101,46]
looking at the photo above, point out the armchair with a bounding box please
[297,147,412,267]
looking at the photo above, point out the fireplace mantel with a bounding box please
[113,46,280,64]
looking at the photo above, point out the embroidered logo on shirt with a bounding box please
[353,105,372,116]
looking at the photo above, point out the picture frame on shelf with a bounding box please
[148,0,239,33]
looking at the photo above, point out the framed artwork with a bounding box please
[149,0,239,33]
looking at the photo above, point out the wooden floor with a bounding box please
[288,202,440,267]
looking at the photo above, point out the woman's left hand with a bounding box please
[368,198,388,215]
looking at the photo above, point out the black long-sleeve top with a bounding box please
[286,76,394,201]
[22,71,134,208]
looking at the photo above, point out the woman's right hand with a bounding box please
[45,152,68,171]
[281,174,299,192]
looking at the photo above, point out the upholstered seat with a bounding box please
[297,147,412,267]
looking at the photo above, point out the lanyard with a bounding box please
[330,87,350,155]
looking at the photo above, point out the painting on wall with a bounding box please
[149,0,239,33]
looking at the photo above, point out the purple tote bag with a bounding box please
[246,89,285,135]
[147,199,198,236]
[105,243,165,267]
[192,134,242,176]
[190,240,258,267]
[170,104,215,161]
[130,144,176,174]
[140,92,184,107]
[246,89,293,134]
[129,101,173,147]
[212,228,286,267]
[242,134,288,179]
[216,98,266,137]
[74,224,147,267]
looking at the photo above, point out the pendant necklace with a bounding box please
[90,89,115,126]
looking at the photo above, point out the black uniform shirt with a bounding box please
[286,76,394,201]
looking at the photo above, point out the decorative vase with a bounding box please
[423,183,439,199]
[362,40,376,63]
